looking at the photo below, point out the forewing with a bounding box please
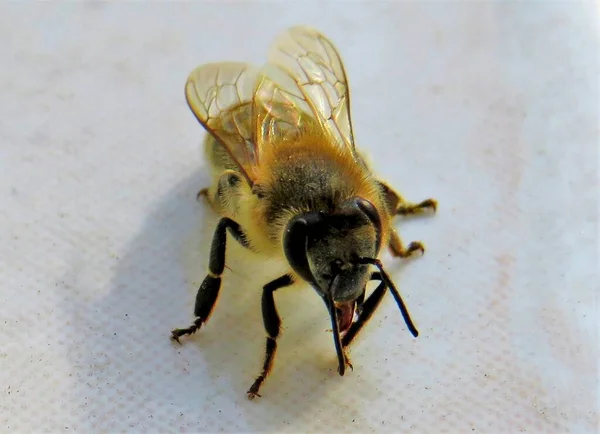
[266,26,356,151]
[252,64,320,149]
[185,62,260,184]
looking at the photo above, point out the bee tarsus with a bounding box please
[390,232,426,258]
[343,352,353,372]
[196,187,209,202]
[170,317,204,344]
[246,388,262,400]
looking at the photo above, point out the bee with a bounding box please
[171,25,437,399]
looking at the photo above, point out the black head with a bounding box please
[282,196,419,376]
[282,197,382,334]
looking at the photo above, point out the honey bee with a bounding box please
[171,26,437,399]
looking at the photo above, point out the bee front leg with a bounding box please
[247,274,294,400]
[342,272,385,348]
[170,218,249,342]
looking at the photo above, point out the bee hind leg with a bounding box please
[396,198,437,216]
[170,218,250,343]
[247,274,295,400]
[376,180,437,216]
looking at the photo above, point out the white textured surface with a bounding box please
[1,2,598,433]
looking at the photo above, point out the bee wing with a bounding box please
[252,64,321,150]
[263,25,356,151]
[185,62,260,185]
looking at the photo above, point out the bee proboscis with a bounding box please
[171,25,437,399]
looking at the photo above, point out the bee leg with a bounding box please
[344,353,353,371]
[196,187,210,202]
[376,180,437,216]
[342,272,385,348]
[197,170,243,213]
[196,187,219,215]
[170,218,249,342]
[247,274,294,400]
[396,198,437,216]
[389,228,425,258]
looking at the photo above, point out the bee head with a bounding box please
[283,197,382,334]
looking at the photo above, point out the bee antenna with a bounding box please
[357,257,419,337]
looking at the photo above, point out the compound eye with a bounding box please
[282,212,323,287]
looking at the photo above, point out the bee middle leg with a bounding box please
[247,274,295,400]
[389,228,425,258]
[170,217,250,342]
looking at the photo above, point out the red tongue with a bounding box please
[336,301,355,333]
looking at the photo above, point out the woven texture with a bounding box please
[1,2,597,432]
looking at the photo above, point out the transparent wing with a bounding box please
[252,64,322,150]
[265,26,356,151]
[185,62,260,184]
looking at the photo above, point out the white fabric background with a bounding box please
[1,2,597,433]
